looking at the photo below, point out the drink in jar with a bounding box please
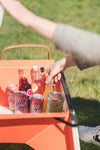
[32,78,45,94]
[30,94,44,113]
[18,67,31,91]
[53,80,62,92]
[31,66,39,81]
[31,66,45,94]
[6,84,19,110]
[39,67,46,82]
[45,91,64,112]
[43,81,53,112]
[15,91,28,113]
[18,67,31,112]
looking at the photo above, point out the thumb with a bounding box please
[46,66,52,75]
[46,71,55,84]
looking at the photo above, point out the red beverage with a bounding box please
[15,91,28,113]
[31,66,39,81]
[39,67,46,82]
[19,67,31,91]
[53,80,62,93]
[32,78,45,94]
[30,94,44,113]
[31,66,45,94]
[6,84,19,110]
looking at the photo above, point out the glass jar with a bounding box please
[45,91,64,112]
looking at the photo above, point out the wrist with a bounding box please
[62,55,76,70]
[57,57,67,72]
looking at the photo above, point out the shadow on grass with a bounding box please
[72,97,100,150]
[72,97,100,126]
[0,143,34,150]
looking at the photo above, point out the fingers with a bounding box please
[46,72,62,84]
[46,63,62,84]
[46,66,51,75]
[53,73,61,83]
[58,73,62,80]
[46,70,54,84]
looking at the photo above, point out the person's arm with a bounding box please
[0,0,57,40]
[53,24,100,65]
[46,55,76,84]
[1,0,100,65]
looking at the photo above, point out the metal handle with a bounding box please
[0,44,51,60]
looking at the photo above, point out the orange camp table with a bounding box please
[0,44,81,150]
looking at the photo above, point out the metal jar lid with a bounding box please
[47,91,64,103]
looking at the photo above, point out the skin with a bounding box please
[46,55,76,84]
[0,0,57,40]
[1,1,100,65]
[0,0,76,83]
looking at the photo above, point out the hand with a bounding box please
[46,55,76,84]
[46,58,66,84]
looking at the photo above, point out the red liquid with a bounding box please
[41,74,46,82]
[19,76,31,91]
[39,67,46,82]
[53,81,62,92]
[32,78,45,95]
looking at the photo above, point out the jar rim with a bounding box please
[47,91,64,103]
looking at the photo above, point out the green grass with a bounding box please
[0,0,100,149]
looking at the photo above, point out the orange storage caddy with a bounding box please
[0,44,81,150]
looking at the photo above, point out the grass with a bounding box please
[0,0,100,149]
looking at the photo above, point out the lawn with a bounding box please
[0,0,100,149]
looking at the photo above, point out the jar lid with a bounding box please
[47,91,64,103]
